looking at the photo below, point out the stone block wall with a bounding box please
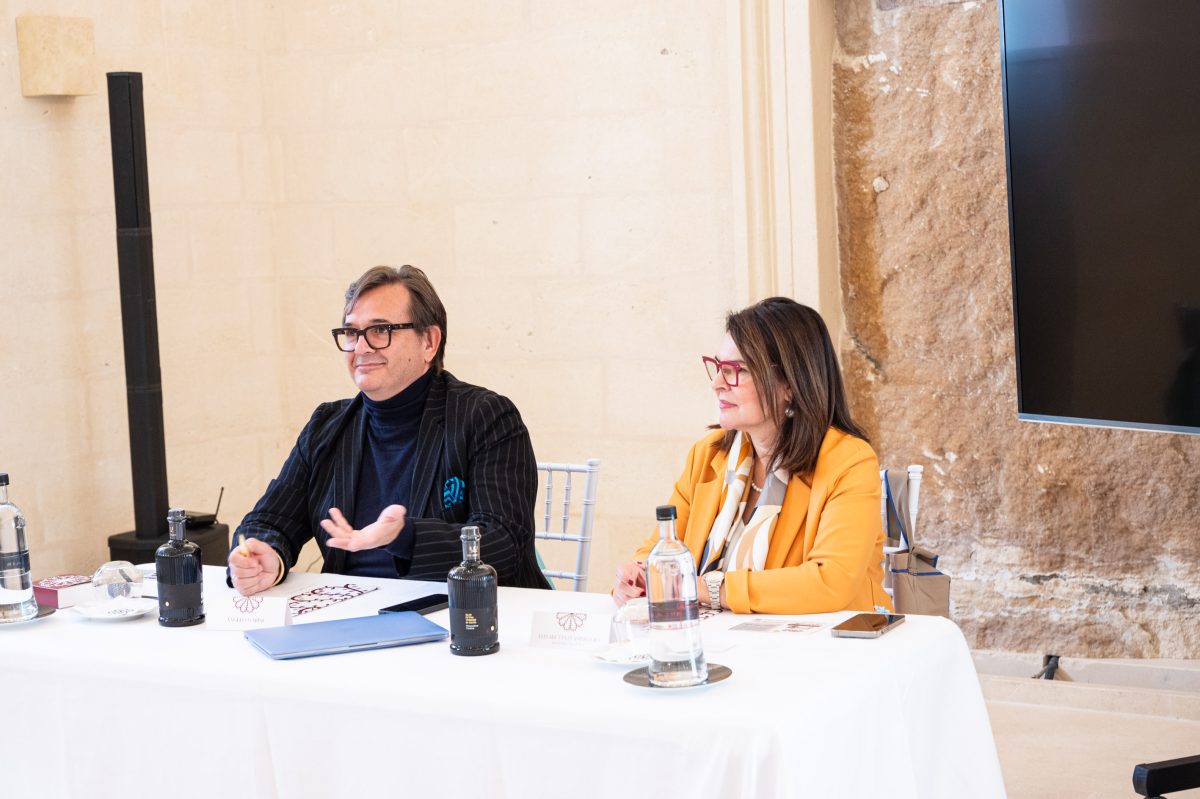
[0,0,735,589]
[832,0,1200,657]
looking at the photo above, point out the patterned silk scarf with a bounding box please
[698,431,785,575]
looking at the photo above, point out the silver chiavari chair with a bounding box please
[534,458,600,591]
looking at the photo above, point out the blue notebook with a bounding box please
[244,612,448,660]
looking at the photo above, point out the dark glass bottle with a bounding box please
[156,507,204,627]
[447,525,499,656]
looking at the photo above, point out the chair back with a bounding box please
[880,464,950,617]
[534,459,600,591]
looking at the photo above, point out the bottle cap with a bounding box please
[167,508,186,540]
[655,505,677,521]
[460,525,481,541]
[0,473,8,487]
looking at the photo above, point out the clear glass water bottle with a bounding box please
[156,508,204,627]
[0,473,38,623]
[447,525,499,656]
[0,472,37,623]
[646,505,706,687]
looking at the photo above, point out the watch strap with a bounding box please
[704,570,724,611]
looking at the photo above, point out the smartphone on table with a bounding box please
[830,612,905,639]
[378,593,449,615]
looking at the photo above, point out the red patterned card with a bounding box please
[33,574,93,608]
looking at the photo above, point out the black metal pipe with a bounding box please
[1032,654,1061,680]
[106,72,169,540]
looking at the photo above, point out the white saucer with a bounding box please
[73,597,157,621]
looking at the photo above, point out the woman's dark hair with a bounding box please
[344,265,447,372]
[718,297,867,477]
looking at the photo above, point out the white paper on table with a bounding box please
[136,563,158,598]
[728,620,827,634]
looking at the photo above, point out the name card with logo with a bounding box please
[530,610,612,650]
[207,593,290,631]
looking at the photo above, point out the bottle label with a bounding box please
[0,550,30,572]
[649,599,700,624]
[451,606,497,635]
[159,581,204,619]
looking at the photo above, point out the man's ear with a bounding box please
[423,326,443,364]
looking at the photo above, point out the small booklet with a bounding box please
[32,575,93,608]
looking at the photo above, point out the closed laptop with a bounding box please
[245,611,448,660]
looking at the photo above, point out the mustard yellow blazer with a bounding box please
[634,428,892,615]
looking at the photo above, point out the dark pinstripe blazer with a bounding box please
[235,371,549,589]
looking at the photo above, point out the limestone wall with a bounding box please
[0,1,735,590]
[833,0,1200,657]
[8,0,1191,659]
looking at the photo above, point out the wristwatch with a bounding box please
[703,570,724,611]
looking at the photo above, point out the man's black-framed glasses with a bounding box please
[331,323,415,352]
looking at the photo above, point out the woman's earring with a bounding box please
[784,406,795,418]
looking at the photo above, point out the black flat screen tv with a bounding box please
[1000,0,1200,435]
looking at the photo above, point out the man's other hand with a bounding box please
[321,504,407,552]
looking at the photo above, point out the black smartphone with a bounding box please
[378,593,449,615]
[830,613,905,639]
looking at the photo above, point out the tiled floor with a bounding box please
[983,671,1200,799]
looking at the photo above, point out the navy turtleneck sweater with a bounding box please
[343,368,434,578]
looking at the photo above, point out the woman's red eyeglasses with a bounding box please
[702,356,748,386]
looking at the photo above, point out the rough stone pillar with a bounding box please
[832,0,1200,657]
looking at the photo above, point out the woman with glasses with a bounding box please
[612,297,891,615]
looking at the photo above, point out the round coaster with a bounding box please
[623,663,732,689]
[0,604,56,627]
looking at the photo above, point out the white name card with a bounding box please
[529,610,612,650]
[206,594,290,631]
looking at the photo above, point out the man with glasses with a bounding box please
[228,265,549,594]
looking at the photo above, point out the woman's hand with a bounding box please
[612,560,646,606]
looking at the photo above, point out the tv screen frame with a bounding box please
[999,0,1200,436]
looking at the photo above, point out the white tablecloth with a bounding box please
[0,567,1005,798]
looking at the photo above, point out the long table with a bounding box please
[0,567,1006,798]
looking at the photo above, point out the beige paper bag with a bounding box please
[888,549,950,618]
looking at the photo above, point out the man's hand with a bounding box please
[611,560,646,607]
[321,504,407,552]
[228,537,282,596]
